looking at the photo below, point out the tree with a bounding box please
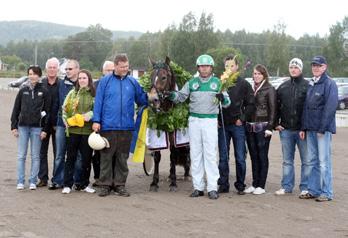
[1,55,24,70]
[63,24,113,70]
[266,22,290,76]
[323,16,348,76]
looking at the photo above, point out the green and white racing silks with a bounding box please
[172,76,230,118]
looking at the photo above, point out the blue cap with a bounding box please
[311,56,327,65]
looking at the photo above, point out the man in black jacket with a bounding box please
[275,58,309,196]
[37,57,61,187]
[218,55,255,195]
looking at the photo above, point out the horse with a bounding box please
[147,56,191,192]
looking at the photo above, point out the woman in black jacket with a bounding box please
[11,65,50,190]
[244,64,276,195]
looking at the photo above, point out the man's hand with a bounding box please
[11,129,19,137]
[299,131,306,140]
[215,93,224,102]
[40,132,47,140]
[92,123,100,132]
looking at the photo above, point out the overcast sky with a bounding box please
[1,0,347,39]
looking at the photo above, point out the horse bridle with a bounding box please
[150,63,173,103]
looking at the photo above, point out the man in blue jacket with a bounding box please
[93,54,147,197]
[300,56,338,202]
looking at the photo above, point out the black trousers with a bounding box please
[246,130,271,189]
[99,131,132,187]
[64,134,92,188]
[38,126,56,182]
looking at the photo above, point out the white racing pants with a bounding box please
[188,116,219,192]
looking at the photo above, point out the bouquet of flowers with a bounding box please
[220,67,240,92]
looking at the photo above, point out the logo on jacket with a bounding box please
[210,82,218,90]
[192,82,200,90]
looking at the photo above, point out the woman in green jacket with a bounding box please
[61,69,96,194]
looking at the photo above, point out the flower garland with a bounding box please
[139,62,191,132]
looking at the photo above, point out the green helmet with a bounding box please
[196,54,214,67]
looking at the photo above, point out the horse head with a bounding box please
[148,56,176,112]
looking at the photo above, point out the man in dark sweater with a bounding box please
[217,55,255,195]
[275,58,309,196]
[37,57,61,187]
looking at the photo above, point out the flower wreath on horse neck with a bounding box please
[138,61,191,134]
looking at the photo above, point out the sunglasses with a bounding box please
[65,68,74,71]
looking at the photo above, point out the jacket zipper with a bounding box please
[120,79,123,127]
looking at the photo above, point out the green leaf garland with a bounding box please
[139,62,192,132]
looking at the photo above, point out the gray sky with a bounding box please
[1,0,347,39]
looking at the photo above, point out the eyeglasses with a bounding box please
[311,64,323,68]
[65,68,74,71]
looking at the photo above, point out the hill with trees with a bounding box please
[0,20,142,45]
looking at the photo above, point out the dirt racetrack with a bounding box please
[0,90,347,238]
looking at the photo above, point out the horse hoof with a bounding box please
[169,186,177,192]
[149,186,158,192]
[184,176,192,182]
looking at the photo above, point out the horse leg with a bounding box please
[183,146,191,181]
[150,151,161,192]
[169,147,177,192]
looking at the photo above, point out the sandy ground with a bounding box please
[0,89,348,238]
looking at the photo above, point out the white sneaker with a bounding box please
[275,188,286,195]
[253,187,266,195]
[29,183,37,190]
[17,183,24,190]
[244,186,255,194]
[62,187,71,194]
[299,190,309,196]
[83,186,96,193]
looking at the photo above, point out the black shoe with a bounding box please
[36,180,47,187]
[98,186,111,197]
[237,190,246,195]
[73,184,82,191]
[208,191,219,199]
[114,186,130,197]
[218,187,229,193]
[48,183,60,190]
[189,190,204,197]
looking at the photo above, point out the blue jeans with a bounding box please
[279,129,309,192]
[52,126,82,186]
[307,131,333,199]
[218,125,246,191]
[51,126,66,185]
[17,127,42,184]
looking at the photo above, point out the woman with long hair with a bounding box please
[61,69,96,194]
[244,64,276,195]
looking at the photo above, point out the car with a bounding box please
[337,85,348,110]
[8,76,28,88]
[270,77,289,89]
[333,77,348,84]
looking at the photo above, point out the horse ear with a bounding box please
[165,56,171,65]
[148,57,155,66]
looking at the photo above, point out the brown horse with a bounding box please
[147,56,190,192]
